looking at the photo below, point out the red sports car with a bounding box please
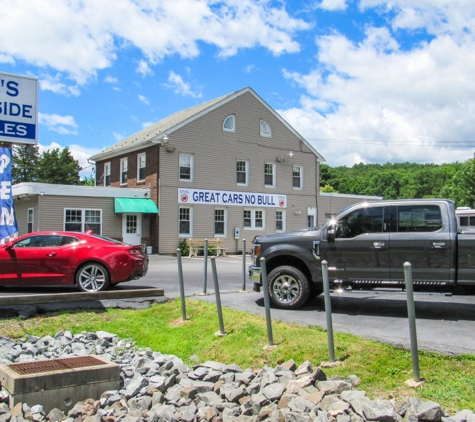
[0,231,148,292]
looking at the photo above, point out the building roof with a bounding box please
[13,182,150,198]
[90,87,325,162]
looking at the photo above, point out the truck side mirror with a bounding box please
[327,224,336,241]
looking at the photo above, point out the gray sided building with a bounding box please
[90,87,325,254]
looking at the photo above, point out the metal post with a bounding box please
[176,248,187,321]
[260,257,274,346]
[203,238,208,294]
[322,260,335,362]
[211,257,226,335]
[242,239,246,291]
[404,262,421,382]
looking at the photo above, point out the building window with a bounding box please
[120,158,128,185]
[293,165,303,189]
[237,160,249,185]
[104,162,111,186]
[179,153,193,181]
[244,209,265,229]
[260,120,272,137]
[64,209,102,234]
[179,207,192,236]
[264,163,275,187]
[307,215,315,228]
[137,153,146,181]
[276,210,285,232]
[223,115,235,132]
[27,208,34,233]
[215,209,226,236]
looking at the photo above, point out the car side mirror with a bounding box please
[327,224,336,241]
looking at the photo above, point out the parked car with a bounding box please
[0,231,148,292]
[250,199,475,309]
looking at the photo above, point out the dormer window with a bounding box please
[260,120,271,137]
[223,115,236,132]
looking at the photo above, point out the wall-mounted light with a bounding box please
[161,133,169,146]
[276,151,294,163]
[166,146,176,153]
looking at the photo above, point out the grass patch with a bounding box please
[1,299,474,412]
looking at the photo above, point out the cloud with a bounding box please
[138,94,150,105]
[164,71,202,98]
[104,75,118,83]
[318,0,348,11]
[136,60,153,77]
[113,132,125,141]
[279,1,475,166]
[0,0,310,85]
[39,113,79,135]
[39,74,81,97]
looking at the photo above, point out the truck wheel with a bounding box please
[267,266,311,309]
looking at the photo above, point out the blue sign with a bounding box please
[0,147,18,243]
[0,72,38,144]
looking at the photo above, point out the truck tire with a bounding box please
[267,266,311,309]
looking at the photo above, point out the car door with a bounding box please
[8,234,67,285]
[320,205,390,282]
[389,204,453,283]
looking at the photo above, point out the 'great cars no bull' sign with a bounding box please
[0,71,38,144]
[178,188,287,208]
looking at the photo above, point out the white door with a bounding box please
[122,213,142,245]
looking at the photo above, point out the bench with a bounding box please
[186,238,227,258]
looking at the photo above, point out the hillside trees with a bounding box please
[320,160,474,205]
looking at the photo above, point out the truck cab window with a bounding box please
[396,205,442,232]
[335,207,384,238]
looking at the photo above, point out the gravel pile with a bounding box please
[0,331,473,422]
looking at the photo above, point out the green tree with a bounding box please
[11,145,40,184]
[81,175,96,186]
[36,147,81,185]
[439,159,475,207]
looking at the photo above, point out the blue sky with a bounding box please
[1,0,474,179]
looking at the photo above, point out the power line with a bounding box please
[312,138,475,147]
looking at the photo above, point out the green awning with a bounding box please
[114,198,159,214]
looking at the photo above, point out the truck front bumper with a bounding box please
[249,265,262,292]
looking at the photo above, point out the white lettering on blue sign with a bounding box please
[0,147,18,242]
[0,72,38,144]
[178,188,286,208]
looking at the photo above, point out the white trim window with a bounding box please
[104,162,111,187]
[293,165,303,189]
[223,115,236,132]
[260,119,272,137]
[27,208,34,233]
[214,208,227,236]
[276,210,285,232]
[264,162,275,187]
[244,209,265,229]
[64,209,102,234]
[137,153,146,182]
[179,153,194,181]
[236,159,249,185]
[120,157,128,185]
[179,207,192,236]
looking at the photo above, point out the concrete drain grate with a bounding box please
[8,356,106,375]
[0,355,120,413]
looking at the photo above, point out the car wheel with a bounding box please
[76,263,110,292]
[267,266,311,309]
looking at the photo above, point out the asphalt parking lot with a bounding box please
[1,254,475,356]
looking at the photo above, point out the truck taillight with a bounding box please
[253,244,261,256]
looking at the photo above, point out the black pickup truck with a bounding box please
[250,199,475,309]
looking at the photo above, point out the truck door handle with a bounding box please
[373,241,385,249]
[432,242,446,249]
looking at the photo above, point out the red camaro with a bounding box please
[0,231,148,292]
